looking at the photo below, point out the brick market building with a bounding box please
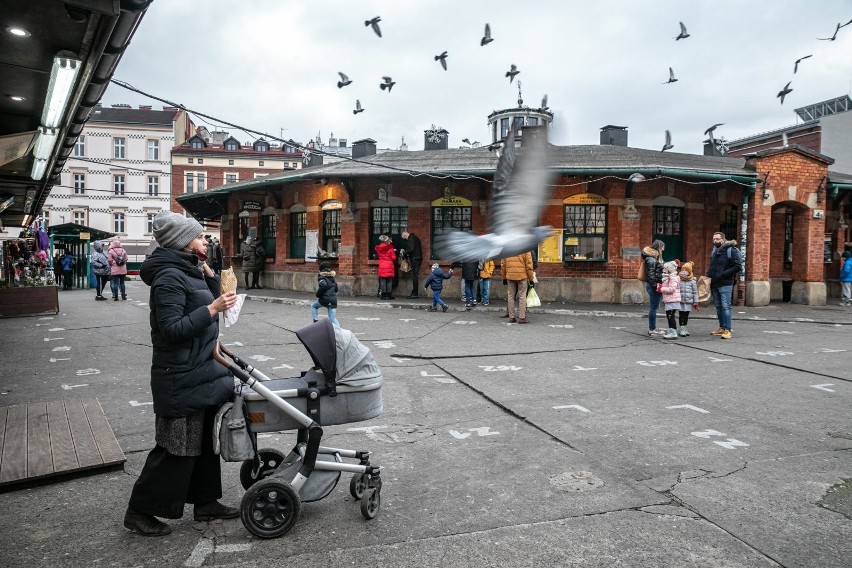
[177,125,852,306]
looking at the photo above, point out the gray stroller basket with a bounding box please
[213,319,384,539]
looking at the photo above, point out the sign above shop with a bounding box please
[242,200,262,211]
[564,193,607,205]
[432,187,471,207]
[79,232,90,241]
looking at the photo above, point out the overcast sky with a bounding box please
[104,0,852,156]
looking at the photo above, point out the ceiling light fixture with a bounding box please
[42,52,81,128]
[6,26,31,37]
[8,95,26,102]
[33,127,59,160]
[31,159,48,181]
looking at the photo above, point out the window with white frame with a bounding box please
[146,213,156,234]
[73,173,85,194]
[147,139,159,160]
[258,160,264,166]
[185,172,205,193]
[197,172,206,191]
[188,157,194,164]
[225,140,239,151]
[186,172,194,193]
[225,173,238,184]
[113,174,125,195]
[113,137,126,159]
[73,136,85,157]
[73,210,86,225]
[254,173,268,178]
[113,212,125,233]
[197,158,203,164]
[190,139,203,149]
[147,176,159,196]
[228,159,234,165]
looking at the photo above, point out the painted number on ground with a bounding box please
[755,351,794,357]
[690,429,749,450]
[637,360,678,367]
[478,365,522,372]
[449,427,499,439]
[548,324,574,329]
[453,320,477,325]
[373,341,395,349]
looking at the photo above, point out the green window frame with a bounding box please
[290,211,306,259]
[322,208,341,254]
[236,215,249,253]
[563,204,607,261]
[369,206,408,259]
[430,206,471,259]
[261,214,276,262]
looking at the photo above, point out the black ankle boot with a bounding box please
[124,508,172,536]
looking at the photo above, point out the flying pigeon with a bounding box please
[664,67,678,84]
[353,99,364,115]
[777,81,793,104]
[818,22,841,40]
[781,131,789,147]
[365,16,382,38]
[462,138,471,145]
[481,23,493,46]
[793,55,812,74]
[337,72,352,88]
[676,21,690,40]
[541,94,549,110]
[506,64,520,84]
[704,122,724,143]
[435,51,448,71]
[380,76,395,92]
[434,128,554,262]
[661,130,673,152]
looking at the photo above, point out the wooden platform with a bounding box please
[0,398,125,489]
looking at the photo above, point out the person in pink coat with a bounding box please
[108,239,129,300]
[659,260,681,339]
[375,234,397,300]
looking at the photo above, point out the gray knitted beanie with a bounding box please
[152,211,203,251]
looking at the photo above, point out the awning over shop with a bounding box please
[178,192,231,222]
[47,223,116,243]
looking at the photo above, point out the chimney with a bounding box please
[600,125,628,146]
[138,105,152,110]
[703,140,722,157]
[521,125,548,147]
[424,128,449,150]
[162,106,178,112]
[339,139,347,148]
[352,138,377,158]
[111,103,131,108]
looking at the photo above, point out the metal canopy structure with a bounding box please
[47,222,115,242]
[794,95,852,122]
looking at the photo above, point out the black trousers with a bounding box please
[62,270,73,290]
[410,258,423,292]
[95,274,109,297]
[128,407,222,519]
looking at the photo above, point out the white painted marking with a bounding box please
[611,326,626,330]
[450,427,499,439]
[794,317,814,322]
[215,543,252,553]
[453,320,477,325]
[434,377,458,384]
[129,400,154,407]
[548,324,574,328]
[637,360,678,367]
[223,341,243,347]
[49,357,71,362]
[747,316,767,321]
[43,337,64,342]
[52,346,71,352]
[76,369,100,376]
[399,318,416,322]
[478,365,522,372]
[271,363,294,370]
[449,430,471,439]
[666,404,709,414]
[691,429,725,439]
[421,371,445,377]
[810,384,835,392]
[391,357,411,363]
[61,384,88,390]
[248,355,275,362]
[354,332,365,336]
[38,317,54,320]
[48,328,65,332]
[571,365,597,371]
[816,348,847,353]
[714,438,749,450]
[755,351,794,356]
[356,317,381,321]
[372,341,395,349]
[763,330,793,334]
[553,405,590,413]
[185,538,214,567]
[347,425,387,440]
[707,356,732,362]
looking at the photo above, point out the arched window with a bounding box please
[261,208,276,262]
[430,188,472,259]
[321,200,342,254]
[369,196,408,259]
[289,204,306,259]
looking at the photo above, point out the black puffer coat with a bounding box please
[140,247,233,417]
[641,246,664,285]
[316,270,338,308]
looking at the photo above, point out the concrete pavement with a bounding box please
[0,281,849,567]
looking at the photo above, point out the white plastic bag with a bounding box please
[223,293,246,327]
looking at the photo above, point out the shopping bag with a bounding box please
[637,261,648,282]
[399,258,411,273]
[526,286,542,308]
[697,275,712,306]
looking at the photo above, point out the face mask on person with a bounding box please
[194,248,208,261]
[714,241,723,248]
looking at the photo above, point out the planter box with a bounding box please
[0,286,60,318]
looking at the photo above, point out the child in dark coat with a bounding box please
[424,263,453,312]
[311,262,339,326]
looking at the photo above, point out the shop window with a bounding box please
[321,201,342,254]
[563,203,607,261]
[290,211,306,258]
[430,205,471,259]
[784,208,793,267]
[369,206,408,259]
[261,213,277,261]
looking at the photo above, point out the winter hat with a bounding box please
[843,251,852,259]
[679,261,694,281]
[319,261,331,271]
[379,234,390,242]
[431,263,440,270]
[662,260,678,274]
[152,210,203,251]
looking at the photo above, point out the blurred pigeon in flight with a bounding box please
[793,55,812,74]
[506,64,520,84]
[541,94,549,110]
[380,76,395,92]
[777,81,792,104]
[365,17,382,37]
[818,22,842,40]
[462,138,471,145]
[435,51,448,70]
[676,21,690,40]
[661,130,674,152]
[481,23,493,46]
[353,100,364,115]
[704,123,724,143]
[664,67,678,84]
[337,72,352,88]
[435,128,554,262]
[781,132,789,147]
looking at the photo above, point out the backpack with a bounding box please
[115,251,126,266]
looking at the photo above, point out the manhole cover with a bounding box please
[550,470,604,492]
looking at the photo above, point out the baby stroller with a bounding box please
[213,319,384,538]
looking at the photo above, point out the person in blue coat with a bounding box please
[124,211,238,537]
[423,263,453,312]
[839,250,852,306]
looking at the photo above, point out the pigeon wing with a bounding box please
[435,232,505,262]
[489,128,552,236]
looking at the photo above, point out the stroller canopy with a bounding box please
[295,319,383,387]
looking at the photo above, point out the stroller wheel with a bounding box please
[240,448,288,490]
[360,488,381,520]
[240,478,301,539]
[349,473,370,500]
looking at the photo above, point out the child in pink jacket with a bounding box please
[659,260,681,339]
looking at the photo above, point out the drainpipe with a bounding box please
[737,183,757,306]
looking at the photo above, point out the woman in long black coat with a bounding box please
[124,211,238,537]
